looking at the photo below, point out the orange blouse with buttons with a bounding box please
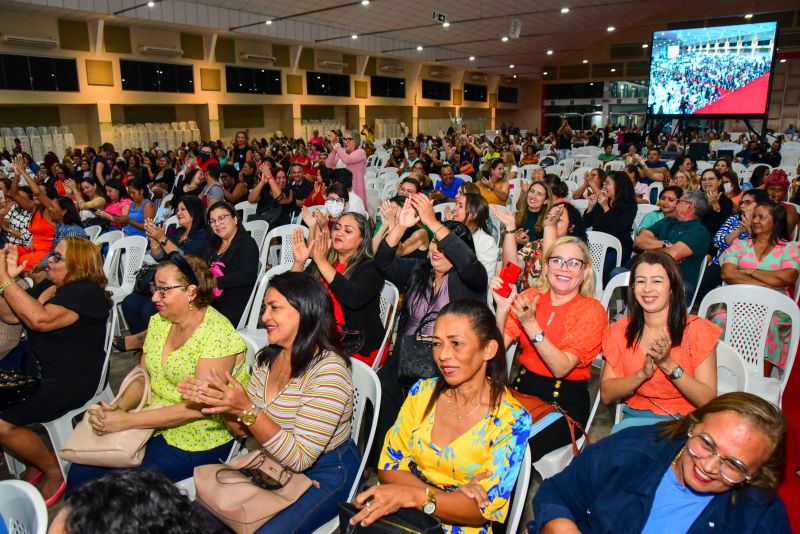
[504,288,608,381]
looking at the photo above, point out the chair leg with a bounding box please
[3,450,26,478]
[42,414,79,481]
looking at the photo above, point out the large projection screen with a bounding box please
[646,21,778,117]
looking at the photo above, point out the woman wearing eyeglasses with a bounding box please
[531,392,790,533]
[0,237,109,507]
[66,254,248,495]
[492,236,607,461]
[325,130,368,211]
[601,252,719,433]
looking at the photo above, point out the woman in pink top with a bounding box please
[325,130,367,210]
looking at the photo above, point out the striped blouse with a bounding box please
[246,351,353,472]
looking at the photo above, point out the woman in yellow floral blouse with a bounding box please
[66,254,248,492]
[349,300,532,534]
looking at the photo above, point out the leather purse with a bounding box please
[396,313,440,387]
[194,448,317,534]
[60,367,160,467]
[338,502,444,534]
[509,388,589,456]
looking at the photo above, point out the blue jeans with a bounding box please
[66,434,234,495]
[611,406,675,434]
[198,439,361,534]
[120,291,158,334]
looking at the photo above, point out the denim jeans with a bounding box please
[66,434,234,495]
[611,406,675,434]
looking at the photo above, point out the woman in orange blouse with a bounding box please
[601,251,719,433]
[492,236,607,461]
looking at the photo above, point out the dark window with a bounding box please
[0,54,78,92]
[422,79,451,100]
[463,83,487,102]
[120,59,194,93]
[544,83,604,99]
[370,75,405,98]
[306,71,350,97]
[225,66,281,95]
[757,39,771,46]
[498,85,518,103]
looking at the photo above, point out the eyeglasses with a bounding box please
[48,252,65,264]
[343,137,354,142]
[149,283,186,299]
[686,430,751,485]
[208,213,232,226]
[547,256,585,272]
[739,199,755,206]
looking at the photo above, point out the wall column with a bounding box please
[207,103,220,141]
[292,102,302,139]
[358,102,366,137]
[96,101,114,145]
[412,105,419,137]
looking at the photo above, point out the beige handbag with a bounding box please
[194,449,317,534]
[60,367,160,467]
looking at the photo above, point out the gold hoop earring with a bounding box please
[189,300,193,312]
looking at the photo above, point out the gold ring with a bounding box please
[364,501,372,513]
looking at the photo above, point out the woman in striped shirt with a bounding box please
[180,271,358,534]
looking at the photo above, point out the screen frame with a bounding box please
[645,21,779,119]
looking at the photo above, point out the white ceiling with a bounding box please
[8,0,799,77]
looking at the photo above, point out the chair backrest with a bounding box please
[103,236,148,290]
[505,445,532,534]
[0,479,47,534]
[571,198,589,215]
[432,202,455,220]
[241,263,294,330]
[264,224,308,268]
[633,204,660,233]
[163,215,179,236]
[686,257,709,311]
[84,225,102,243]
[243,219,270,258]
[716,339,750,395]
[697,284,799,405]
[647,182,663,204]
[348,360,382,501]
[373,282,400,370]
[234,200,258,223]
[601,271,630,316]
[93,230,123,249]
[587,230,622,292]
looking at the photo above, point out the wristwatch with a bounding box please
[422,488,437,515]
[662,240,672,248]
[237,404,259,426]
[669,366,684,380]
[158,238,169,248]
[532,331,545,344]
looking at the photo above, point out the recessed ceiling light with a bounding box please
[509,64,515,68]
[265,19,272,25]
[513,74,517,79]
[607,26,615,32]
[443,21,450,27]
[351,34,358,39]
[547,49,554,55]
[780,58,787,63]
[543,71,548,75]
[501,36,509,42]
[582,59,588,64]
[744,13,753,19]
[361,0,369,4]
[416,45,424,51]
[610,68,616,72]
[147,0,155,5]
[469,55,475,61]
[642,43,649,48]
[589,82,594,85]
[561,7,570,13]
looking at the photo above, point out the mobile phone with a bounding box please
[494,261,522,298]
[154,207,167,225]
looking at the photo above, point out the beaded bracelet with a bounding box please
[0,277,17,296]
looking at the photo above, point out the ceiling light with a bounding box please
[147,0,155,5]
[361,0,369,4]
[607,26,615,32]
[509,64,515,68]
[582,59,588,64]
[643,44,649,49]
[610,68,616,72]
[547,49,554,55]
[744,13,753,19]
[265,19,272,25]
[589,82,594,85]
[416,45,424,51]
[501,36,509,42]
[469,55,475,61]
[443,21,450,27]
[351,34,358,39]
[561,7,570,13]
[780,58,787,63]
[543,71,548,75]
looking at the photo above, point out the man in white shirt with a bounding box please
[450,192,498,281]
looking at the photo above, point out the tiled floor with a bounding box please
[1,349,615,533]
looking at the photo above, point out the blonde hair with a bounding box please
[535,236,595,298]
[64,236,107,288]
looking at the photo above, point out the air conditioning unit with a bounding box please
[318,60,348,69]
[379,65,404,73]
[429,70,449,78]
[139,46,183,56]
[470,74,488,81]
[240,53,277,63]
[1,35,59,48]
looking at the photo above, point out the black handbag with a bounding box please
[340,329,365,358]
[396,313,440,387]
[338,502,443,534]
[0,350,42,410]
[133,264,158,295]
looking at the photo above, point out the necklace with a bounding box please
[446,387,486,420]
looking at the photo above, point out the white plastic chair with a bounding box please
[647,182,663,205]
[604,160,625,172]
[264,224,308,269]
[686,258,709,312]
[234,200,258,223]
[505,445,532,534]
[600,271,630,318]
[586,231,622,298]
[697,285,799,406]
[0,480,47,534]
[243,219,270,260]
[103,236,148,305]
[433,202,455,221]
[93,230,123,250]
[372,281,400,370]
[83,225,102,243]
[311,360,381,534]
[237,264,294,351]
[716,339,750,395]
[633,204,660,234]
[570,198,589,216]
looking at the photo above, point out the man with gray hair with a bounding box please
[633,188,711,300]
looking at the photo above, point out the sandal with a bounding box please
[112,335,127,352]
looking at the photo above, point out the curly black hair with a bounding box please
[64,470,215,534]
